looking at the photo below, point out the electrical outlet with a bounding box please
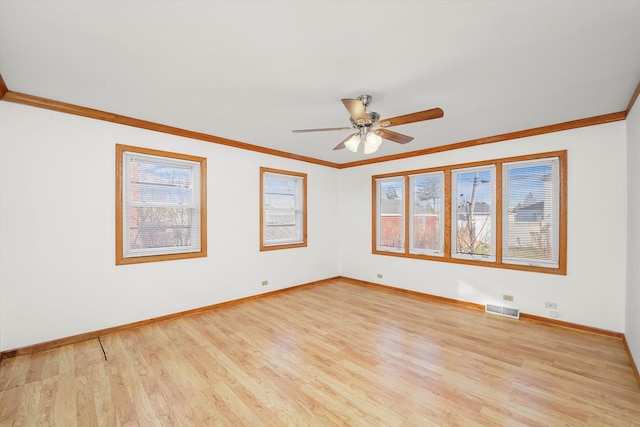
[549,310,559,318]
[503,294,514,302]
[261,280,268,286]
[545,301,558,309]
[377,273,383,279]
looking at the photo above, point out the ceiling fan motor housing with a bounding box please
[366,111,380,126]
[350,111,380,128]
[358,94,372,107]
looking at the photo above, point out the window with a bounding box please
[116,144,206,265]
[452,166,496,261]
[503,157,560,268]
[375,176,405,252]
[260,167,307,250]
[372,151,567,274]
[409,172,444,255]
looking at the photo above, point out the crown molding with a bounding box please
[0,73,634,169]
[626,81,640,117]
[0,86,341,169]
[336,111,626,168]
[0,74,8,99]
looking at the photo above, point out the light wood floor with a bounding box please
[1,278,639,426]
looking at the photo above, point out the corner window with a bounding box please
[116,144,207,265]
[260,167,307,250]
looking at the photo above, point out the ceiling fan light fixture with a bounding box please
[345,133,361,152]
[291,94,443,154]
[363,130,382,154]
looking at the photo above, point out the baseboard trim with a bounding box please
[623,335,640,386]
[338,276,624,337]
[338,276,486,311]
[518,313,623,338]
[0,276,339,362]
[339,276,626,337]
[2,274,637,387]
[339,276,640,386]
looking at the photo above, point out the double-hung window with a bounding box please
[409,172,444,256]
[502,157,560,268]
[116,144,207,265]
[260,167,307,250]
[375,176,405,253]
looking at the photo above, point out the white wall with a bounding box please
[0,102,340,351]
[339,122,628,332]
[0,100,633,352]
[626,98,640,367]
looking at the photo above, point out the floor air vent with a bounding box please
[486,304,520,319]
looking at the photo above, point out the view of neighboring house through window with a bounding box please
[116,144,207,265]
[452,166,496,261]
[260,167,307,250]
[372,151,566,274]
[503,157,560,268]
[376,176,405,253]
[409,172,444,255]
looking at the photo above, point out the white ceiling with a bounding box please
[1,1,639,164]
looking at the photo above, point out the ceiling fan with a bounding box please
[292,95,444,154]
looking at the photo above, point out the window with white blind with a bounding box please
[372,151,567,275]
[409,172,444,256]
[116,145,207,265]
[452,166,496,261]
[375,176,405,253]
[503,157,560,268]
[260,167,307,250]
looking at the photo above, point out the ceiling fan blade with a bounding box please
[333,133,357,150]
[379,107,444,127]
[341,98,369,125]
[377,128,414,144]
[292,126,352,133]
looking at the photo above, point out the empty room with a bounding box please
[1,1,639,425]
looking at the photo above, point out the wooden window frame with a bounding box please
[408,171,445,256]
[260,167,307,251]
[451,165,497,262]
[116,144,207,265]
[372,150,567,275]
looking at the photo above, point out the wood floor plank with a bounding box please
[0,386,21,424]
[0,354,29,391]
[1,278,639,426]
[14,381,43,426]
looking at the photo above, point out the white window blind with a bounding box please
[376,176,405,253]
[409,172,444,256]
[123,151,201,258]
[262,172,304,247]
[502,157,560,268]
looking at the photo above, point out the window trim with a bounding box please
[375,176,406,253]
[260,167,307,251]
[115,144,207,265]
[372,150,567,275]
[502,157,561,268]
[407,171,447,257]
